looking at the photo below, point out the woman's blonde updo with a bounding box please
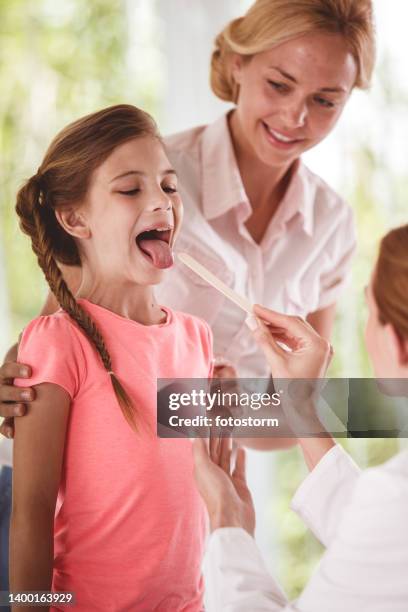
[211,0,375,103]
[15,104,162,431]
[373,226,408,340]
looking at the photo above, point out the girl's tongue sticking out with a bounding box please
[137,228,174,269]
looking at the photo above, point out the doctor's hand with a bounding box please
[248,305,336,468]
[249,304,334,381]
[193,437,255,536]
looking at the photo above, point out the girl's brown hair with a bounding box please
[16,104,161,430]
[211,0,375,103]
[373,225,408,339]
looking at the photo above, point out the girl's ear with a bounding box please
[55,207,91,240]
[385,323,408,366]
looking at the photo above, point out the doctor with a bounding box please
[194,225,408,611]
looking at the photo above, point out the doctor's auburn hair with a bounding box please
[211,0,376,103]
[15,104,161,431]
[374,225,408,339]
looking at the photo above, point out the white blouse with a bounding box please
[157,115,356,378]
[203,445,408,611]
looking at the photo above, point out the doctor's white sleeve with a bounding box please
[203,445,361,611]
[203,528,293,612]
[290,444,360,547]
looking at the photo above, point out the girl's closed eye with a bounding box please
[163,185,178,194]
[117,186,177,196]
[118,188,140,196]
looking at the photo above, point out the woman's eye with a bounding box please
[118,189,140,196]
[163,186,177,194]
[268,80,288,93]
[314,96,335,108]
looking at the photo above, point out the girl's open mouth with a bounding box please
[136,227,174,269]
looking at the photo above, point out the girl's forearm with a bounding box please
[10,509,54,612]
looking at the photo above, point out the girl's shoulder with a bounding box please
[22,309,80,338]
[16,311,89,399]
[169,309,213,375]
[171,308,212,332]
[19,310,87,362]
[170,309,213,347]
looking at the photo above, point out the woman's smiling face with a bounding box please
[77,136,182,286]
[231,31,358,169]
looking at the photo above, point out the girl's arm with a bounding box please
[10,382,70,612]
[0,265,81,437]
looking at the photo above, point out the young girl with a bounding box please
[11,105,213,611]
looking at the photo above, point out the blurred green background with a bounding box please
[0,0,162,338]
[1,0,407,600]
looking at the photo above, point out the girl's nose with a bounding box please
[151,190,172,212]
[153,198,172,212]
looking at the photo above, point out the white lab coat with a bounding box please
[203,445,408,611]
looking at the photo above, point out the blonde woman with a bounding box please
[1,0,375,441]
[194,226,408,611]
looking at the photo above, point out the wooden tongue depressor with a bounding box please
[177,252,253,315]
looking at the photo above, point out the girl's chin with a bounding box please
[137,264,168,285]
[134,263,166,280]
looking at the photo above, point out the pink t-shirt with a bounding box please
[15,299,213,611]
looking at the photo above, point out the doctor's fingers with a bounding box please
[251,322,287,368]
[253,304,316,339]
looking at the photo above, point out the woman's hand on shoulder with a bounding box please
[0,352,35,439]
